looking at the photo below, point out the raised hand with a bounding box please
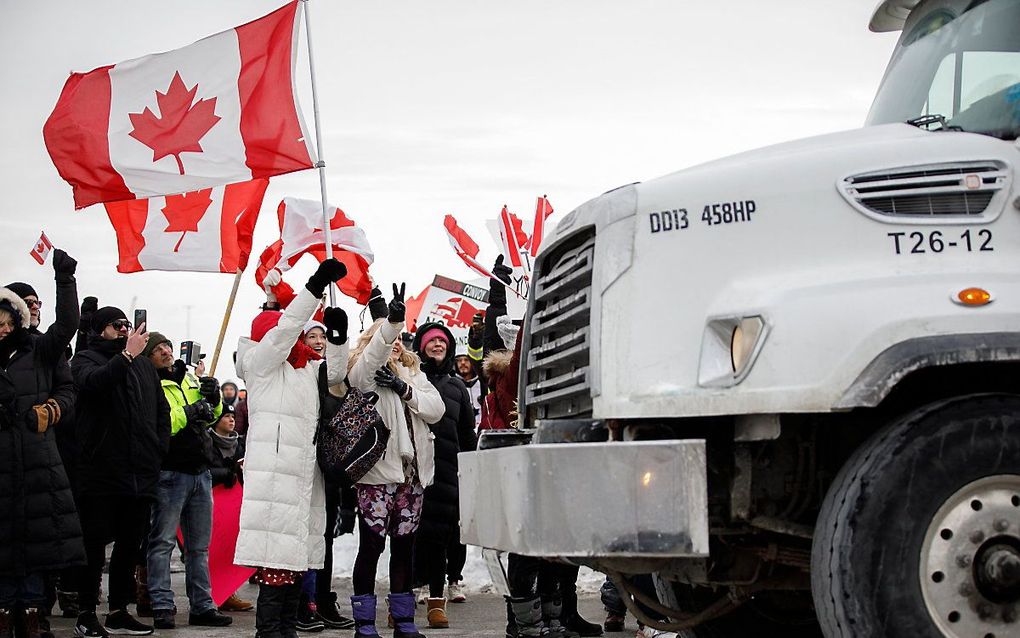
[323,306,348,345]
[52,248,77,278]
[492,254,513,285]
[125,322,149,358]
[388,283,406,323]
[306,258,348,298]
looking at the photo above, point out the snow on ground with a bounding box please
[331,530,604,593]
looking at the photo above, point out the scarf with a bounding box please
[87,333,128,358]
[210,429,239,459]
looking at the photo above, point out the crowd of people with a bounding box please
[0,251,664,638]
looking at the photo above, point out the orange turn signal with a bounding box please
[955,287,993,306]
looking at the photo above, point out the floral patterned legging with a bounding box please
[352,482,425,595]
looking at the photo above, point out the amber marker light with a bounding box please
[954,287,993,307]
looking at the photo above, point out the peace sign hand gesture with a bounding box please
[388,283,406,323]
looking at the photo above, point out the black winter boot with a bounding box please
[562,591,603,636]
[280,583,303,638]
[0,609,12,638]
[256,584,287,638]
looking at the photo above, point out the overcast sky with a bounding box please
[0,1,898,384]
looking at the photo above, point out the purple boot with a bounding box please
[387,593,426,638]
[350,594,380,637]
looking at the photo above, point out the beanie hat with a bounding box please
[218,402,237,418]
[91,306,127,333]
[5,282,38,301]
[303,320,326,335]
[419,327,450,349]
[141,332,171,358]
[251,310,282,343]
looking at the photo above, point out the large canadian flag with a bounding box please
[103,178,269,273]
[255,198,375,304]
[43,1,316,210]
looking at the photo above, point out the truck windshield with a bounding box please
[866,0,1020,140]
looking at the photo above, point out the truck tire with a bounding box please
[811,394,1020,638]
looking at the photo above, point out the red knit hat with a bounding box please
[251,311,282,342]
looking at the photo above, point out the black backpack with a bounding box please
[314,364,389,483]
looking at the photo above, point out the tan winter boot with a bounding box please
[426,598,449,629]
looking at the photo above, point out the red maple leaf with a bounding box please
[161,188,213,252]
[129,71,221,175]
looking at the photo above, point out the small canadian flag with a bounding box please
[30,232,54,265]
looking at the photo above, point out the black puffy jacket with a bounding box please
[71,336,171,500]
[412,323,478,542]
[0,279,85,576]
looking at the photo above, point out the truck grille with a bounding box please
[839,161,1009,221]
[524,229,596,420]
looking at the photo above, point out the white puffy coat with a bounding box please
[348,321,444,487]
[233,289,348,571]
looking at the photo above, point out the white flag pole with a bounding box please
[301,0,336,306]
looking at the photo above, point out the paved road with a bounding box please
[48,580,628,638]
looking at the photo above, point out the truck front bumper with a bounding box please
[458,440,709,557]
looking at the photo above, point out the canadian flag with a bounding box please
[30,232,54,265]
[103,178,269,273]
[443,214,493,280]
[530,196,554,257]
[255,198,375,304]
[498,205,529,268]
[43,2,316,210]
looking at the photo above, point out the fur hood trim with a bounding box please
[483,349,513,378]
[0,287,30,329]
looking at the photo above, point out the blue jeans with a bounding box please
[0,572,45,608]
[146,470,214,614]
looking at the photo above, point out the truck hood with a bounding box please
[534,122,1020,420]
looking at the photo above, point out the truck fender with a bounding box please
[834,332,1020,409]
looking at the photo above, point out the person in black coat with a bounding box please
[0,250,84,638]
[410,321,477,629]
[70,306,169,638]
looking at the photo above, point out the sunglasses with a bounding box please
[108,319,133,331]
[25,299,43,308]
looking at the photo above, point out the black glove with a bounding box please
[305,258,347,298]
[52,248,77,281]
[387,283,406,323]
[79,296,98,334]
[374,366,408,398]
[492,254,513,285]
[367,287,388,321]
[323,307,348,345]
[223,471,237,488]
[183,400,215,425]
[489,255,511,307]
[335,509,356,537]
[199,376,220,408]
[468,312,484,349]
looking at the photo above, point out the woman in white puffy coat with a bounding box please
[233,260,349,638]
[345,285,444,638]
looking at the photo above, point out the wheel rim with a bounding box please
[920,474,1020,637]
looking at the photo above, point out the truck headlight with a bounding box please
[698,315,768,388]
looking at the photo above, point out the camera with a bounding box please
[180,341,202,367]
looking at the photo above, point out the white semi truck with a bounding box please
[459,1,1020,636]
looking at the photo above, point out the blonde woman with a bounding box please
[346,284,444,638]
